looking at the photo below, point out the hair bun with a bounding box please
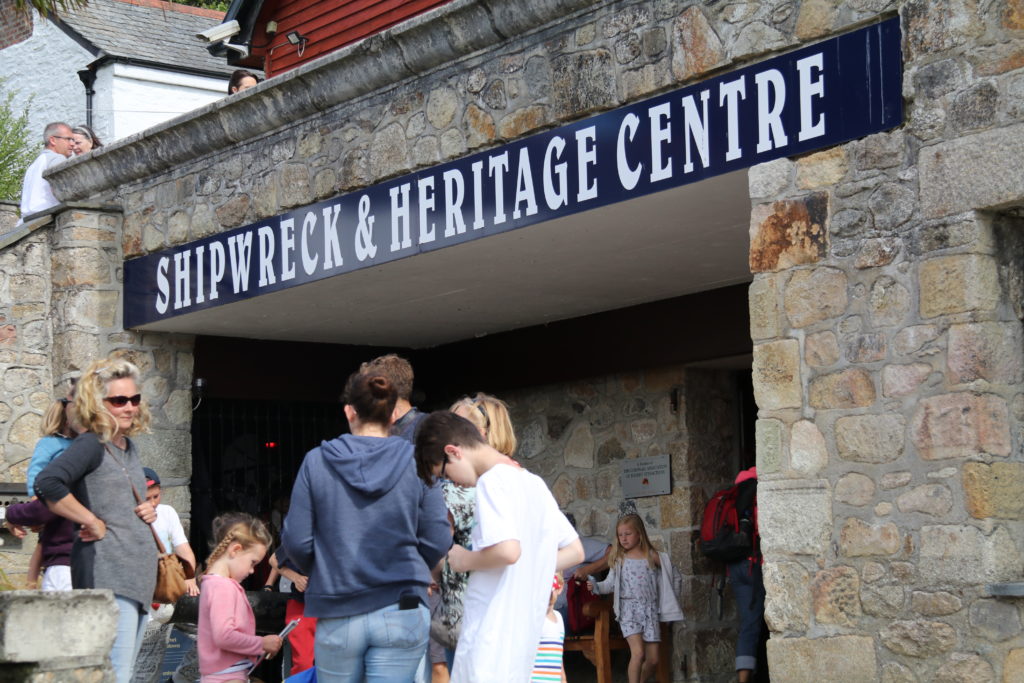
[369,375,391,398]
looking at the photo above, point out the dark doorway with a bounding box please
[189,397,345,571]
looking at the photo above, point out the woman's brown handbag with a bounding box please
[152,534,190,604]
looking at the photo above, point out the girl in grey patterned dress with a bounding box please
[589,514,665,683]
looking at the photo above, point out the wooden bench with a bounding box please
[564,596,672,683]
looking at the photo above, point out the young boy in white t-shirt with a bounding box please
[415,411,584,683]
[144,468,198,595]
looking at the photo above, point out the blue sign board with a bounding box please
[124,18,902,327]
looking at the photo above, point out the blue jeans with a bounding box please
[727,561,765,672]
[316,603,429,682]
[111,595,149,683]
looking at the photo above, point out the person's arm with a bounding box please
[280,458,314,574]
[206,581,268,656]
[277,566,308,592]
[5,499,57,528]
[416,480,453,570]
[572,545,611,581]
[555,538,584,573]
[589,566,617,595]
[547,499,583,573]
[26,544,43,589]
[271,550,309,592]
[262,566,280,591]
[447,539,521,572]
[173,543,200,596]
[35,436,107,541]
[463,466,522,572]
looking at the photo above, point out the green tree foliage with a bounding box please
[177,0,230,10]
[13,0,88,16]
[0,84,38,202]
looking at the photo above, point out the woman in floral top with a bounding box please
[432,393,520,667]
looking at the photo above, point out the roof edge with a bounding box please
[47,0,604,202]
[120,0,225,20]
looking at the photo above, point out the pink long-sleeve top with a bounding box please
[198,574,264,677]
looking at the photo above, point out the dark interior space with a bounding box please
[192,283,751,405]
[189,284,753,579]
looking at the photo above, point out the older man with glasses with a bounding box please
[17,121,76,226]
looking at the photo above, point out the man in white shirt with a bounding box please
[18,122,75,224]
[143,467,198,594]
[135,468,199,682]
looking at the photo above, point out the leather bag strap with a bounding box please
[103,444,167,556]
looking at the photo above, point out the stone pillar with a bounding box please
[0,201,18,234]
[748,128,1024,682]
[505,366,744,680]
[49,207,196,523]
[0,589,118,680]
[0,229,54,486]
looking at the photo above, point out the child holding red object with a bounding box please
[198,513,282,682]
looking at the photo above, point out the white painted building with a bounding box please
[0,0,243,145]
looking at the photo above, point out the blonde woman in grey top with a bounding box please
[36,357,157,683]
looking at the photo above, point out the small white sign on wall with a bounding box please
[620,454,671,498]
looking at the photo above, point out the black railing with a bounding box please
[190,397,345,574]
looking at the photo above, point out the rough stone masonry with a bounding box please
[0,1,1021,681]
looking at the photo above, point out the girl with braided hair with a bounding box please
[198,513,281,682]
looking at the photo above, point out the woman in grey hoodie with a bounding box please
[282,370,451,682]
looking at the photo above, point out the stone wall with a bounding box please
[0,202,18,234]
[0,228,56,484]
[505,364,744,681]
[14,0,1023,679]
[47,0,917,256]
[747,3,1024,680]
[0,210,195,583]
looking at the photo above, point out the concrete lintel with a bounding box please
[0,589,117,663]
[0,215,51,251]
[47,0,604,203]
[0,202,122,250]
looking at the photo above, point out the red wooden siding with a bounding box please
[253,0,454,77]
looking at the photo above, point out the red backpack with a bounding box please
[699,483,758,563]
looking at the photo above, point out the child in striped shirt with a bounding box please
[532,574,567,682]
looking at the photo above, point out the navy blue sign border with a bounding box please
[125,18,901,328]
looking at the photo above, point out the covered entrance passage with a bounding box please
[175,166,757,681]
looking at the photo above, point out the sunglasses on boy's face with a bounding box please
[104,394,142,407]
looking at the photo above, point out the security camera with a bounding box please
[196,20,241,43]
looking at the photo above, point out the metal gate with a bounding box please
[189,397,345,564]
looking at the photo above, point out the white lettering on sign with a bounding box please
[543,136,568,209]
[132,23,908,326]
[443,169,466,237]
[797,53,826,141]
[617,113,641,191]
[720,75,746,162]
[227,233,252,294]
